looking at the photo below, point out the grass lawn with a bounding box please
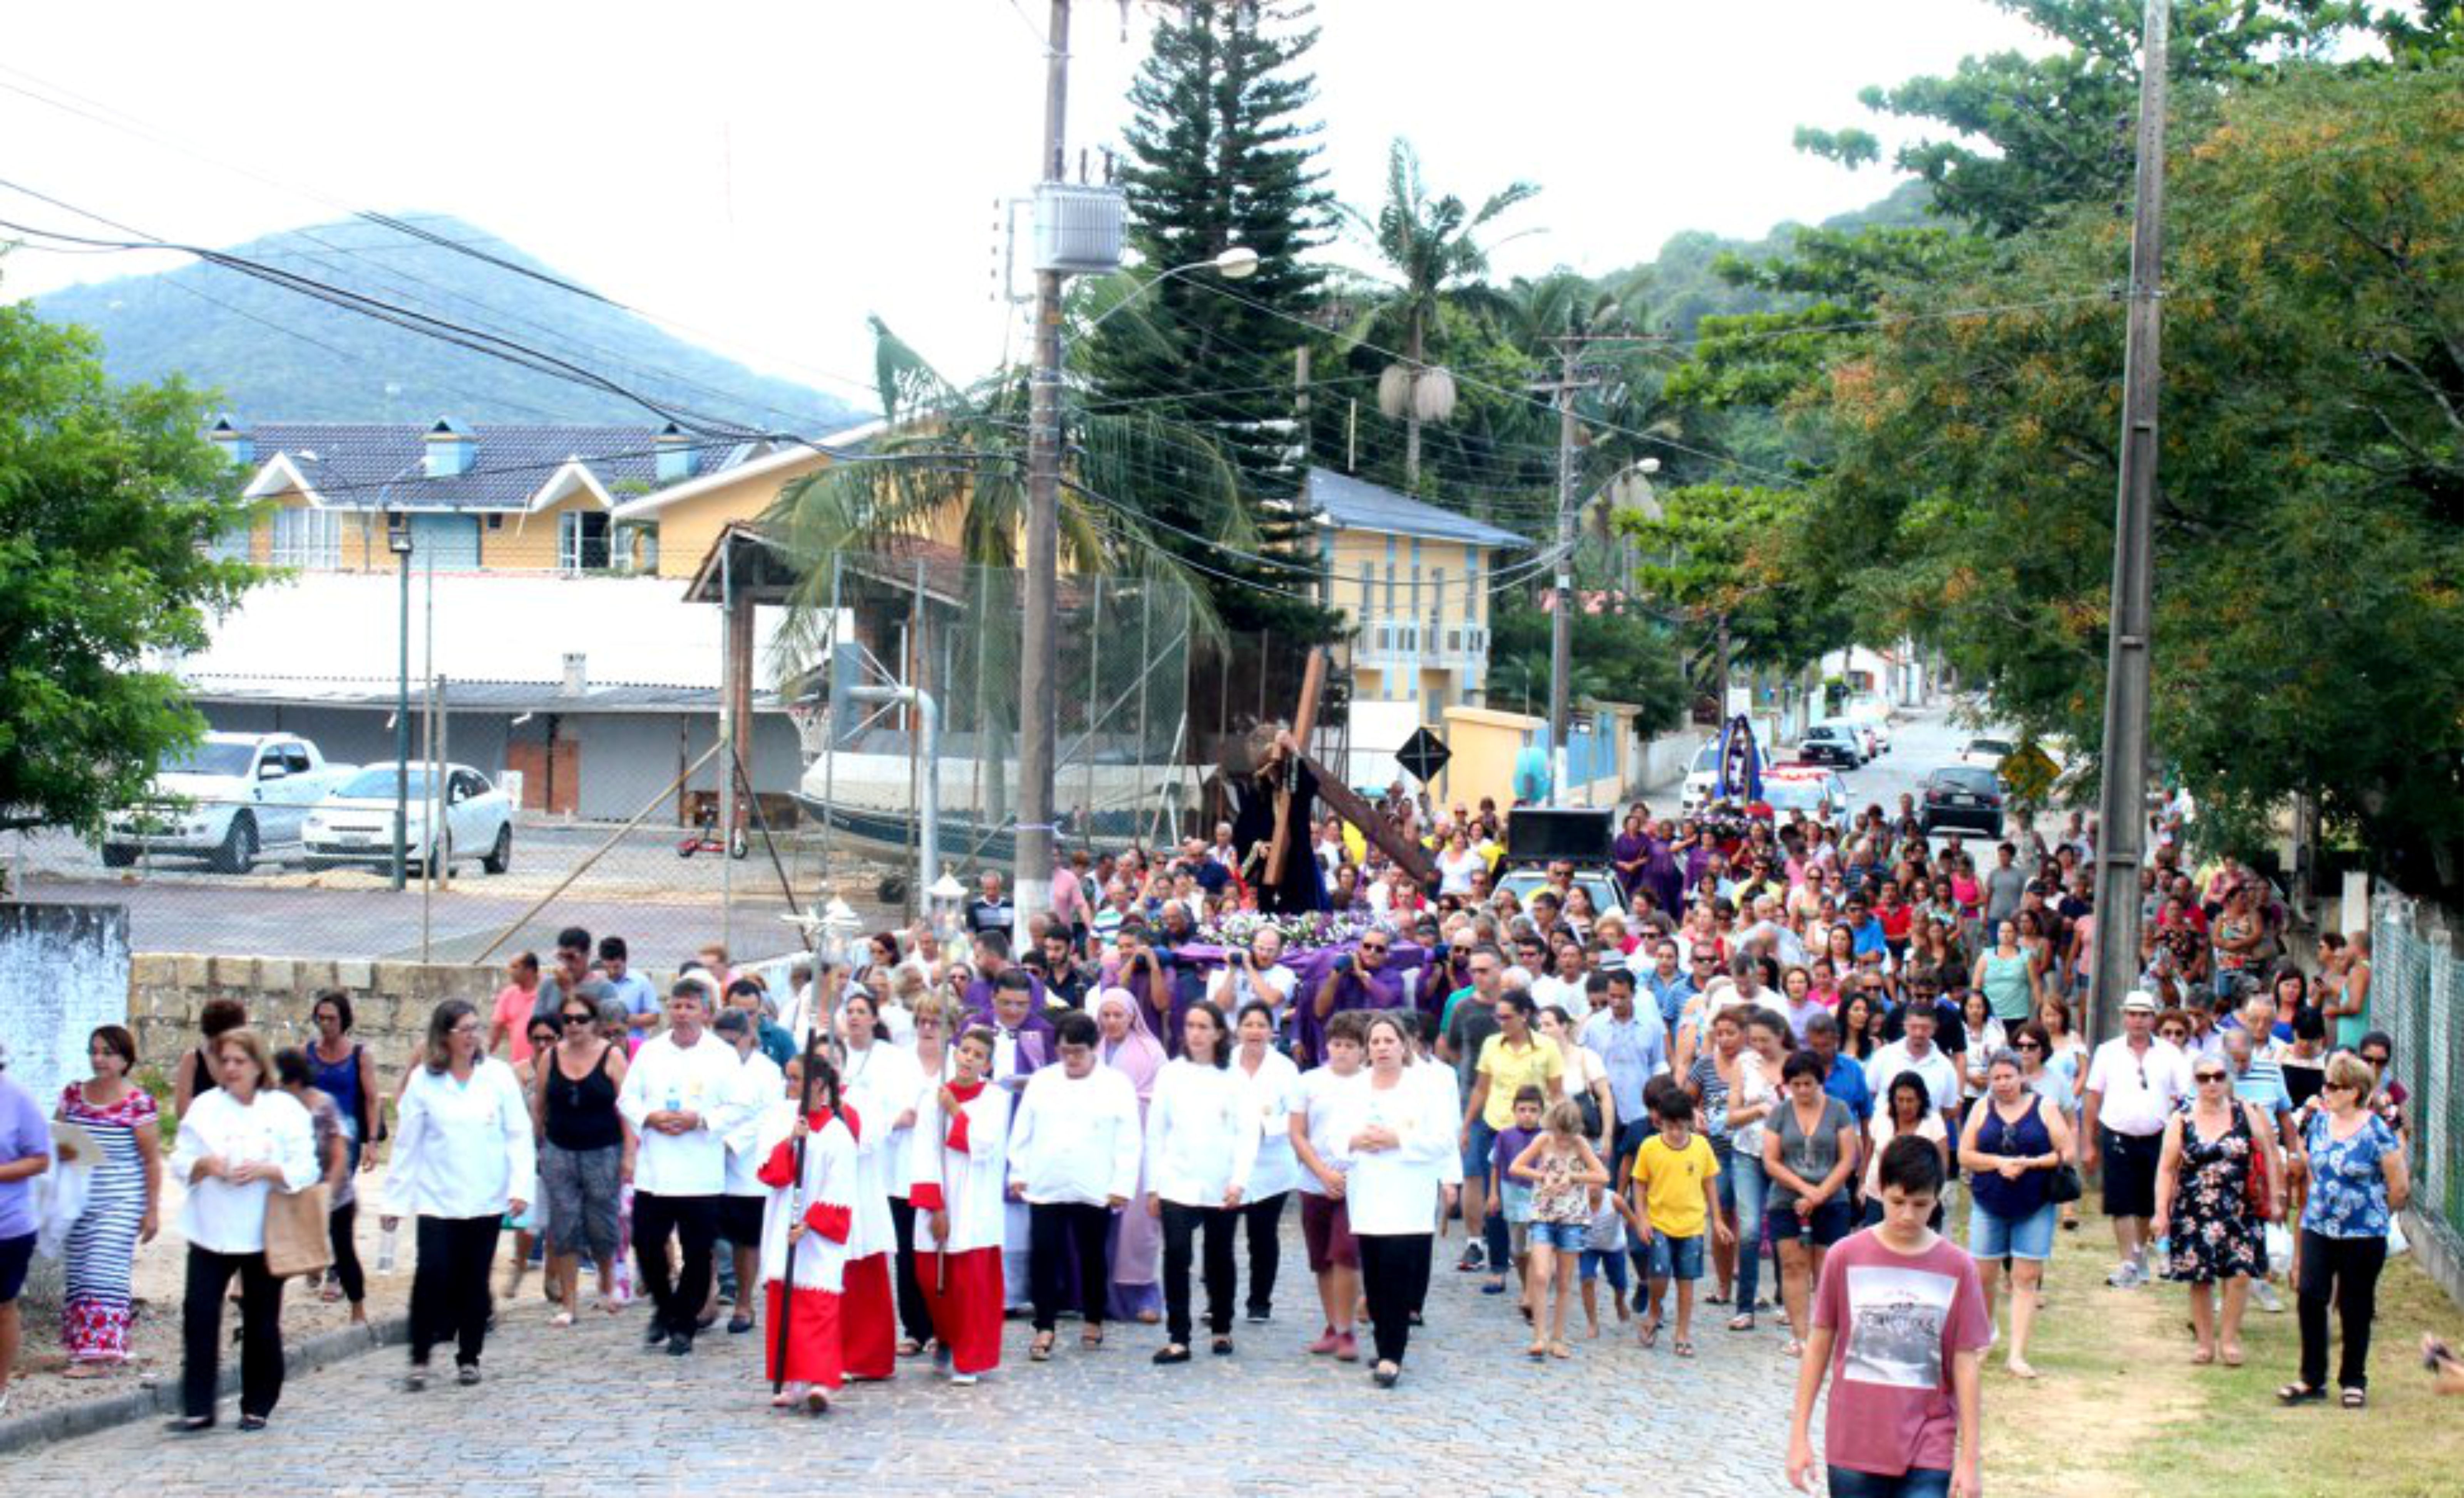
[1977,1205,2464,1498]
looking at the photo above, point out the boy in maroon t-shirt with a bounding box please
[1786,1134,1987,1498]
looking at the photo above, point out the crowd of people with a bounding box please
[0,785,2432,1493]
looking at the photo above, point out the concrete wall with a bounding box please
[125,953,503,1091]
[0,903,131,1113]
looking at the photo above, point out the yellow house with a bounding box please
[1305,467,1532,727]
[215,415,881,576]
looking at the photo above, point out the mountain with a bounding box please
[1634,179,1940,338]
[28,215,867,432]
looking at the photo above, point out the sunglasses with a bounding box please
[2360,1054,2390,1068]
[2194,1071,2228,1083]
[1359,943,1389,955]
[2014,1040,2044,1051]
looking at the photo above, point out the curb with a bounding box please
[0,1313,409,1455]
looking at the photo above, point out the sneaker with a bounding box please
[1333,1331,1359,1363]
[666,1330,693,1357]
[2253,1280,2285,1314]
[2105,1262,2143,1289]
[1455,1244,1485,1273]
[1307,1327,1340,1356]
[404,1367,429,1393]
[643,1317,670,1347]
[456,1364,482,1387]
[949,1372,979,1387]
[1245,1307,1271,1324]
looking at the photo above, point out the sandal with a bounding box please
[2189,1346,2215,1366]
[896,1338,925,1357]
[1781,1339,1805,1358]
[1029,1331,1055,1362]
[1153,1344,1192,1365]
[2220,1343,2245,1368]
[1727,1313,1756,1332]
[804,1389,830,1416]
[1674,1339,1696,1359]
[2340,1387,2367,1409]
[549,1310,575,1328]
[2277,1382,2325,1405]
[1637,1318,1661,1349]
[1548,1341,1572,1360]
[1081,1327,1105,1350]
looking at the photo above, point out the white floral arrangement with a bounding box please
[1195,908,1388,953]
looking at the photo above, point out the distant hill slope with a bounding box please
[30,215,868,432]
[1635,179,1941,338]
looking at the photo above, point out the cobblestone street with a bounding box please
[9,1225,1809,1496]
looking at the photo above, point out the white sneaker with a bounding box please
[2253,1280,2285,1314]
[2105,1262,2142,1289]
[949,1372,979,1387]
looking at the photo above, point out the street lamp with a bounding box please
[1081,246,1261,332]
[927,869,968,947]
[819,895,863,968]
[388,516,413,891]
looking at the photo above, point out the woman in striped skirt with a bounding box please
[57,1025,163,1374]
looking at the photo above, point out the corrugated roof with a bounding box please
[1304,467,1532,550]
[236,421,750,511]
[184,674,780,715]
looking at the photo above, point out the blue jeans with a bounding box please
[1579,1248,1629,1292]
[1464,1116,1510,1268]
[1825,1466,1952,1498]
[1730,1151,1769,1310]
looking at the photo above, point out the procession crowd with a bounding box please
[0,786,2424,1496]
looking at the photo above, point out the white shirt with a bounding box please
[2085,1035,2193,1136]
[1145,1060,1260,1206]
[839,1038,926,1201]
[1435,846,1484,896]
[1231,1047,1305,1200]
[170,1088,318,1254]
[1530,973,1594,1022]
[1863,1040,1962,1118]
[617,1029,755,1197]
[1339,1068,1456,1236]
[1292,1065,1366,1198]
[1420,1059,1467,1187]
[722,1049,786,1197]
[387,1058,537,1219]
[1008,1066,1141,1205]
[909,1081,1011,1253]
[1209,961,1299,1029]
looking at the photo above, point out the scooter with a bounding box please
[677,812,749,860]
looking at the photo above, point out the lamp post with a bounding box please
[388,517,414,891]
[1017,242,1262,916]
[927,869,967,948]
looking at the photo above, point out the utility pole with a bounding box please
[1015,0,1070,919]
[2089,0,2170,1047]
[1547,342,1580,803]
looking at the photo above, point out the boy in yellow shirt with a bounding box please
[1625,1076,1731,1357]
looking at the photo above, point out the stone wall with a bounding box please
[127,953,502,1094]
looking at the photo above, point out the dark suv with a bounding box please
[1918,766,2005,836]
[1799,722,1864,768]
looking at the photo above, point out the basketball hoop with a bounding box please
[787,701,828,759]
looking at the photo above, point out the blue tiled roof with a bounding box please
[240,421,745,510]
[1303,467,1532,550]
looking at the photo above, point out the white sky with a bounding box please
[0,0,2048,409]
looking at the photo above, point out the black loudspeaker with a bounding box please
[1505,808,1614,865]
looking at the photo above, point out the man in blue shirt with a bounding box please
[1580,969,1669,1180]
[1638,936,1698,1032]
[1844,895,1890,963]
[598,935,661,1030]
[1803,1011,1873,1126]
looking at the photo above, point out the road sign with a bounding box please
[2003,742,2062,802]
[1396,727,1451,785]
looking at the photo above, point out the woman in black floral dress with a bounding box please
[2151,1059,2278,1367]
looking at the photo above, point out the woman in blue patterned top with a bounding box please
[2278,1051,2410,1409]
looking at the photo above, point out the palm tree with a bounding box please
[1338,139,1540,490]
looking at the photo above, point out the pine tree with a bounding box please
[1082,0,1338,639]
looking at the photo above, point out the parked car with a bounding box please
[1493,867,1629,924]
[102,733,357,874]
[303,763,514,875]
[1918,766,2006,837]
[1841,700,1894,753]
[1680,738,1724,813]
[1957,736,2015,773]
[1799,721,1866,768]
[1763,764,1852,832]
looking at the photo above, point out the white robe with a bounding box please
[908,1081,1011,1255]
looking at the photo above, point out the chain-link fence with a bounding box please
[2372,888,2464,1276]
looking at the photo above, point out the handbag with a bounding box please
[2245,1111,2277,1223]
[264,1182,335,1279]
[2039,1098,2083,1204]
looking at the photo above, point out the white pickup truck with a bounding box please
[103,732,358,873]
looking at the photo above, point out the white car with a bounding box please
[103,732,357,873]
[1841,699,1894,753]
[1763,764,1851,832]
[1957,736,2016,773]
[303,763,514,875]
[1680,739,1723,813]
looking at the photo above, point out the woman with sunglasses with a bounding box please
[2280,1052,2409,1407]
[2152,1053,2277,1369]
[1959,1049,2072,1378]
[536,994,628,1325]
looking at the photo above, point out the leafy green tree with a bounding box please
[0,285,260,836]
[1485,591,1688,736]
[1081,0,1338,639]
[1795,62,2464,894]
[1617,483,1855,690]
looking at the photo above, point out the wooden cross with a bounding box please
[1263,647,1438,893]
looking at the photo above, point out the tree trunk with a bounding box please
[1404,310,1424,492]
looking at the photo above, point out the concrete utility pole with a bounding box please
[1016,0,1071,918]
[2089,0,2171,1047]
[1548,342,1580,802]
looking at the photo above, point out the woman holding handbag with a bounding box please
[274,1049,358,1320]
[167,1028,318,1432]
[1957,1049,2074,1379]
[2152,1055,2278,1369]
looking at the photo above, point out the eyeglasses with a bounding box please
[1359,943,1389,955]
[2014,1040,2044,1052]
[2194,1071,2228,1083]
[2360,1053,2390,1068]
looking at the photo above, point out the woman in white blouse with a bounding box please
[1229,1001,1303,1325]
[1144,1001,1257,1364]
[1344,1011,1456,1389]
[387,999,536,1391]
[169,1028,317,1432]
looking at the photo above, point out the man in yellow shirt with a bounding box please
[1627,1077,1731,1357]
[1460,990,1565,1292]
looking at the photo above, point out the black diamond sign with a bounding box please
[1396,727,1451,784]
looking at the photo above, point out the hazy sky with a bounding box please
[0,1,2048,409]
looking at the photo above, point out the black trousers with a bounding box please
[1240,1192,1289,1317]
[327,1198,366,1305]
[633,1192,719,1337]
[1029,1200,1115,1332]
[1159,1201,1237,1344]
[2298,1229,2388,1391]
[410,1215,501,1367]
[1358,1232,1433,1367]
[888,1196,934,1344]
[182,1244,283,1420]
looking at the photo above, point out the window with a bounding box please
[280,745,312,774]
[558,511,612,572]
[269,508,342,569]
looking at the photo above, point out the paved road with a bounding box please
[6,1222,1810,1496]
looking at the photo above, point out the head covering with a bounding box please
[2121,989,2159,1014]
[1093,986,1166,1101]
